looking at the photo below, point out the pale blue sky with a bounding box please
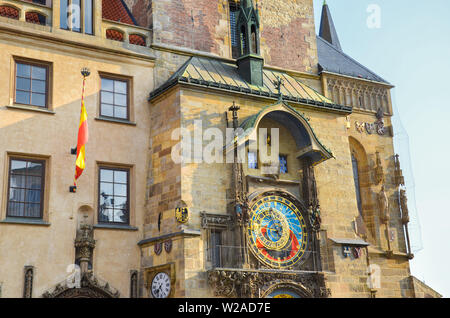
[313,0,450,297]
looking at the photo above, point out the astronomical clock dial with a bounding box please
[248,195,309,268]
[151,272,171,298]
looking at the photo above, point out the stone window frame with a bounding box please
[98,72,134,123]
[12,57,53,110]
[95,162,135,228]
[1,153,51,225]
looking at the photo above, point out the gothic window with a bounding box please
[229,2,240,58]
[7,158,45,219]
[98,167,130,224]
[250,24,257,54]
[60,0,93,34]
[240,25,247,55]
[351,154,363,215]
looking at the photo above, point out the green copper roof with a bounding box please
[149,56,352,114]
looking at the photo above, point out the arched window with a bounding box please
[0,6,19,20]
[240,25,247,55]
[250,24,257,54]
[106,29,124,42]
[26,12,46,25]
[351,154,363,215]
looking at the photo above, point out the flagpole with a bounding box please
[70,68,90,193]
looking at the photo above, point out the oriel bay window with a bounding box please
[98,167,129,224]
[100,76,129,120]
[15,61,49,108]
[7,158,45,219]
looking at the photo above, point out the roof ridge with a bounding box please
[317,35,390,84]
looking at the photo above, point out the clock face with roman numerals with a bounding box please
[248,195,309,268]
[151,272,171,298]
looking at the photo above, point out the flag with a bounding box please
[74,77,89,187]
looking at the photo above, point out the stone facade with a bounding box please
[0,0,441,298]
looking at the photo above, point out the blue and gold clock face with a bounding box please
[248,195,309,268]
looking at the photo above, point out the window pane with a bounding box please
[8,202,24,217]
[9,188,25,202]
[27,176,42,190]
[101,91,114,104]
[31,66,46,80]
[17,63,31,77]
[100,169,114,182]
[32,79,46,93]
[71,0,81,32]
[113,196,127,209]
[27,161,43,176]
[26,189,41,203]
[84,0,93,34]
[101,78,114,92]
[99,207,114,222]
[16,91,30,105]
[114,183,127,196]
[114,93,127,106]
[114,106,127,119]
[114,209,127,223]
[26,204,41,218]
[279,155,288,174]
[11,160,27,172]
[10,175,26,188]
[17,77,31,91]
[31,93,46,107]
[114,81,127,94]
[100,182,114,195]
[114,170,127,183]
[101,104,114,117]
[60,0,69,29]
[248,151,258,169]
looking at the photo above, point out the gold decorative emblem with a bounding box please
[175,207,189,223]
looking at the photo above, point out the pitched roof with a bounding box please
[319,2,342,51]
[317,3,390,85]
[149,56,352,114]
[317,36,390,84]
[102,0,138,26]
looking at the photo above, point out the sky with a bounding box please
[313,0,450,297]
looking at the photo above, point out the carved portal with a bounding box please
[207,269,329,298]
[42,272,120,298]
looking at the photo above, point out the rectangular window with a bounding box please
[7,158,45,219]
[98,167,129,224]
[100,77,129,120]
[279,155,288,174]
[15,61,48,108]
[248,151,258,169]
[210,229,222,268]
[61,0,93,34]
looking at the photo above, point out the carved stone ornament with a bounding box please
[42,272,120,298]
[375,108,386,136]
[74,223,96,273]
[200,212,232,230]
[378,185,390,224]
[207,269,329,298]
[164,239,173,253]
[394,154,405,187]
[374,151,384,185]
[400,189,410,224]
[154,242,163,255]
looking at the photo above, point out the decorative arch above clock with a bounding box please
[224,101,334,167]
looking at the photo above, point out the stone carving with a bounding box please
[42,272,120,298]
[400,189,410,224]
[23,266,34,298]
[74,223,95,273]
[201,212,232,230]
[374,151,384,185]
[378,185,389,224]
[394,154,405,187]
[375,107,386,136]
[208,269,329,298]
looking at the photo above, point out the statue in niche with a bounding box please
[378,185,389,224]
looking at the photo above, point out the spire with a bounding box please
[319,1,342,51]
